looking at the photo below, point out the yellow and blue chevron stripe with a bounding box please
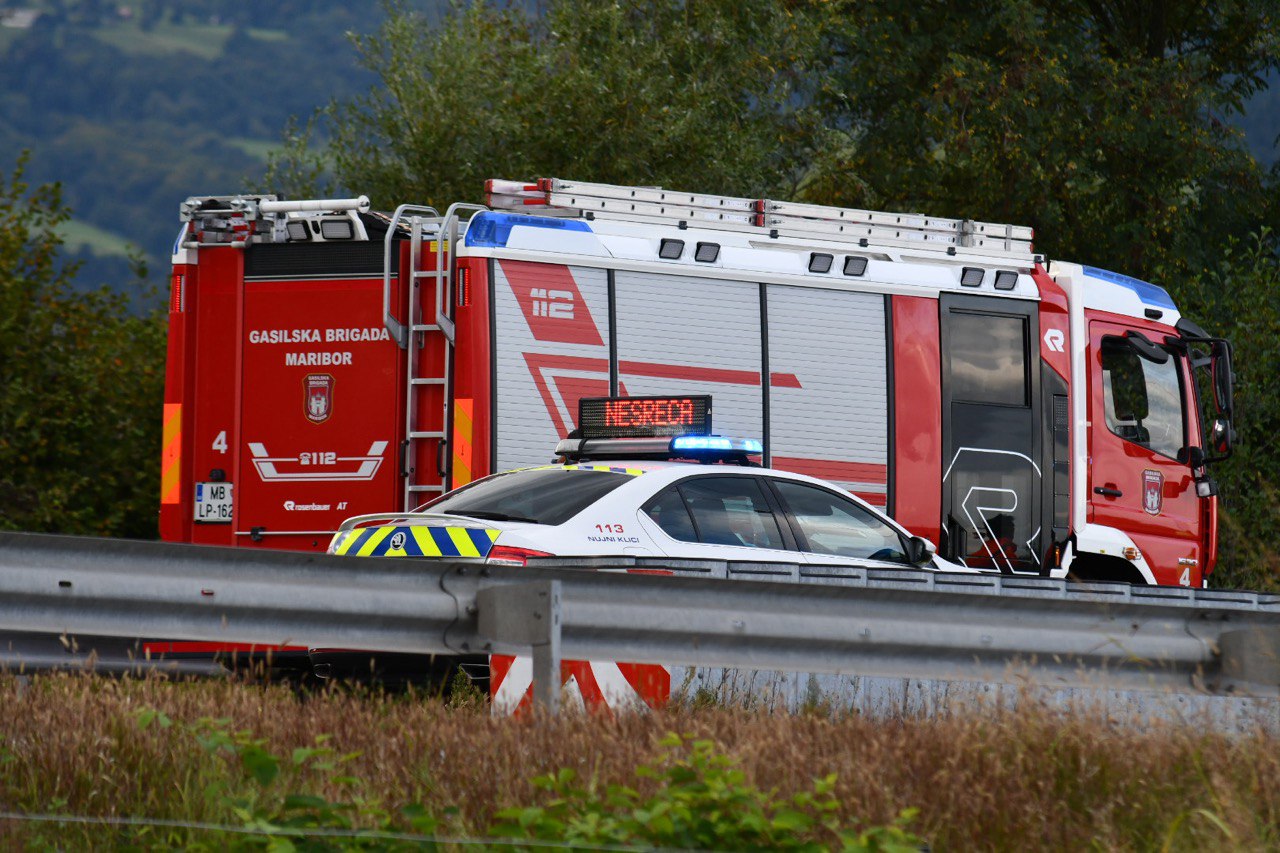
[331,525,500,558]
[566,463,646,476]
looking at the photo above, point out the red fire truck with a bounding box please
[161,179,1234,588]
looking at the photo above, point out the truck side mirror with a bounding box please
[1210,418,1233,456]
[906,536,937,567]
[1211,340,1234,417]
[1125,330,1170,364]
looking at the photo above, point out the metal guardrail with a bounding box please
[0,532,1277,711]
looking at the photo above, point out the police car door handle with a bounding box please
[1094,485,1123,498]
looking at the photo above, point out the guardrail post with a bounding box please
[1216,627,1280,697]
[477,580,562,713]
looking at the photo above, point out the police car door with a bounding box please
[639,475,799,562]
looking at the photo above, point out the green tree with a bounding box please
[267,0,824,207]
[0,154,165,538]
[804,0,1279,281]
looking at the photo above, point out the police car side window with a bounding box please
[676,477,785,549]
[642,487,698,543]
[772,480,908,563]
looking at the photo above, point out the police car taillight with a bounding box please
[486,545,555,566]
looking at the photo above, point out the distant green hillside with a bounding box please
[0,0,438,296]
[91,20,289,59]
[57,218,134,258]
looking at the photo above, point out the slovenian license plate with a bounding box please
[194,482,233,523]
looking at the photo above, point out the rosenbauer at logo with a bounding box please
[1143,469,1164,515]
[283,500,332,511]
[305,373,334,423]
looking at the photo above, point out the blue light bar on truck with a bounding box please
[1082,265,1176,310]
[464,211,591,248]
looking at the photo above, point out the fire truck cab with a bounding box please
[161,179,1234,587]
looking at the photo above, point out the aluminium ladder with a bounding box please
[382,203,485,512]
[485,177,1039,263]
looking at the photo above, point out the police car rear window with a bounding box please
[420,468,631,526]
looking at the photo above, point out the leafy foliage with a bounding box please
[187,715,433,852]
[490,732,923,850]
[805,0,1280,281]
[267,0,824,207]
[0,154,164,537]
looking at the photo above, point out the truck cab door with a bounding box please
[1086,320,1201,585]
[939,294,1043,574]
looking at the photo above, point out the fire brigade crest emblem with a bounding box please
[1143,469,1164,515]
[305,374,334,424]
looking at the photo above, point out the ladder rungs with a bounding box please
[408,430,445,439]
[413,269,445,279]
[552,205,1037,262]
[411,323,441,332]
[763,217,1029,251]
[411,377,447,386]
[407,484,446,493]
[486,176,1038,261]
[546,178,758,211]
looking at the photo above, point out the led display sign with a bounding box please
[578,395,712,439]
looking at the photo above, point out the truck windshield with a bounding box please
[418,468,632,525]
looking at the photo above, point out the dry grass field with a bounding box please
[0,673,1275,849]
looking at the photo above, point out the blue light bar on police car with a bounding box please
[671,436,763,454]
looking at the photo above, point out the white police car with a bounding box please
[329,395,964,573]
